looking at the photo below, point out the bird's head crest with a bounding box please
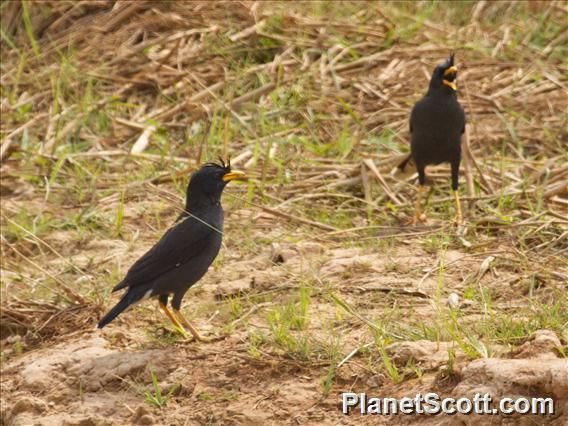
[203,156,231,172]
[430,52,458,92]
[201,157,246,183]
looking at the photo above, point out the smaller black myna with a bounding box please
[399,53,466,225]
[97,160,246,340]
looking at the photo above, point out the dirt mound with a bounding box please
[2,329,565,425]
[1,331,327,425]
[2,333,175,425]
[447,330,566,426]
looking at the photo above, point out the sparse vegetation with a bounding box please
[133,368,179,409]
[1,1,566,424]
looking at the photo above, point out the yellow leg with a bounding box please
[173,309,204,342]
[452,190,463,225]
[410,185,427,225]
[159,302,190,339]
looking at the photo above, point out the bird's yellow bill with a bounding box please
[443,80,457,90]
[443,66,458,76]
[222,170,247,182]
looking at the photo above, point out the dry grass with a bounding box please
[0,1,567,423]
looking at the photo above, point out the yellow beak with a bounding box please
[442,80,457,91]
[443,66,458,76]
[222,170,247,182]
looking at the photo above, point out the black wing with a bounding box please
[409,98,430,135]
[409,97,428,132]
[112,215,217,292]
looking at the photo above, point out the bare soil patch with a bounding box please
[1,1,566,425]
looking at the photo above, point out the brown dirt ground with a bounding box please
[1,1,567,425]
[1,203,566,425]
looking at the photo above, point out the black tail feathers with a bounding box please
[97,286,149,329]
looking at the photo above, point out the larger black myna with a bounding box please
[97,160,246,340]
[399,54,466,225]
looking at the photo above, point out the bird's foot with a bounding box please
[195,333,227,343]
[407,213,427,226]
[178,330,227,344]
[452,214,464,227]
[451,214,468,236]
[170,324,192,340]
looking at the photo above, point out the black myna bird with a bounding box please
[97,160,246,340]
[399,53,466,225]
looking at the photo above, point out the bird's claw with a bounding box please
[452,215,464,227]
[452,215,467,236]
[183,332,227,344]
[171,325,192,340]
[408,213,428,226]
[198,334,227,343]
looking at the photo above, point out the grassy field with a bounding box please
[1,1,567,425]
